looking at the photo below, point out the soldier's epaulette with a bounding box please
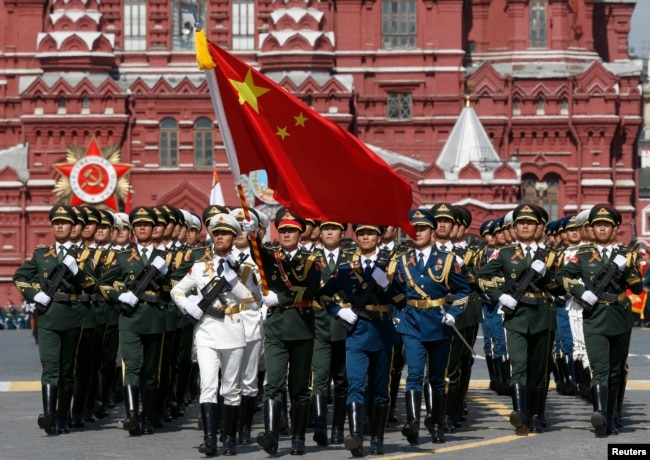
[103,250,116,267]
[175,250,185,268]
[265,241,281,250]
[342,246,358,256]
[576,245,596,255]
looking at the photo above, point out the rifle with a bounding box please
[196,275,233,320]
[502,247,548,319]
[576,248,628,313]
[35,263,73,314]
[120,265,160,316]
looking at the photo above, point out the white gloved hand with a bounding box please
[33,292,51,307]
[184,301,203,321]
[337,308,358,324]
[151,255,168,275]
[242,219,256,232]
[455,255,465,268]
[442,312,455,326]
[371,267,390,289]
[530,260,546,276]
[187,295,201,305]
[62,254,79,275]
[260,304,269,322]
[498,293,518,309]
[612,254,627,272]
[222,263,239,288]
[118,291,139,307]
[580,290,598,306]
[262,291,280,307]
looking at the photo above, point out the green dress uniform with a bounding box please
[311,240,354,446]
[476,240,556,434]
[98,241,169,435]
[555,241,642,436]
[256,224,322,455]
[13,240,96,435]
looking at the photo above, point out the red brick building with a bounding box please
[0,0,642,302]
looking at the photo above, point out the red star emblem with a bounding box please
[53,138,132,211]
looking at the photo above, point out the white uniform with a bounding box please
[563,245,590,367]
[171,257,253,405]
[232,247,263,397]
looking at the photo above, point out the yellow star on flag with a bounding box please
[294,112,308,127]
[276,127,290,140]
[229,69,270,113]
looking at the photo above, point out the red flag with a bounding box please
[206,42,414,236]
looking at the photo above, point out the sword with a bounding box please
[441,305,476,357]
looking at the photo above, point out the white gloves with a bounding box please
[371,267,390,289]
[499,293,518,309]
[455,255,465,268]
[118,291,139,307]
[580,290,598,306]
[260,304,269,322]
[222,263,239,288]
[530,260,546,276]
[442,312,455,326]
[151,255,168,275]
[184,300,203,321]
[242,219,257,232]
[62,255,79,275]
[262,291,280,307]
[613,254,627,272]
[337,308,358,324]
[34,292,51,307]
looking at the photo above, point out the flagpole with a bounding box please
[195,27,269,294]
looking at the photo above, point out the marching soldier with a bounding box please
[555,204,642,437]
[395,209,470,445]
[319,223,405,456]
[97,206,170,436]
[310,220,352,447]
[256,208,322,456]
[13,205,96,435]
[476,204,556,435]
[171,212,257,456]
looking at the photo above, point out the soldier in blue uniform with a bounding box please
[395,209,470,445]
[319,223,405,456]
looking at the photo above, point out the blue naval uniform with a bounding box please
[395,246,470,394]
[319,253,405,406]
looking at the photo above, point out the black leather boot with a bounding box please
[330,395,346,444]
[485,355,497,391]
[528,387,546,433]
[445,386,460,433]
[388,372,401,423]
[222,404,239,456]
[498,356,512,396]
[141,387,156,434]
[311,394,328,446]
[198,402,218,456]
[290,401,310,455]
[583,367,593,402]
[370,404,389,455]
[38,384,58,435]
[71,378,87,428]
[257,399,281,455]
[123,385,141,435]
[345,402,364,457]
[401,390,421,445]
[552,357,565,394]
[562,355,577,396]
[423,382,433,430]
[509,384,529,436]
[591,385,608,437]
[430,393,447,444]
[57,384,73,434]
[238,395,257,445]
[575,360,585,397]
[606,385,619,436]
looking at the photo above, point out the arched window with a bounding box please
[536,98,545,115]
[513,98,521,116]
[172,0,206,50]
[522,176,559,221]
[382,0,417,49]
[233,0,255,50]
[530,0,547,49]
[194,117,213,168]
[560,98,569,115]
[160,118,178,167]
[57,97,66,114]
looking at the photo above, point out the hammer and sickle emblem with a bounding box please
[80,164,105,189]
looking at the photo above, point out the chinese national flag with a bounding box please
[206,42,415,235]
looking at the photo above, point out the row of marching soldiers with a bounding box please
[13,199,641,456]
